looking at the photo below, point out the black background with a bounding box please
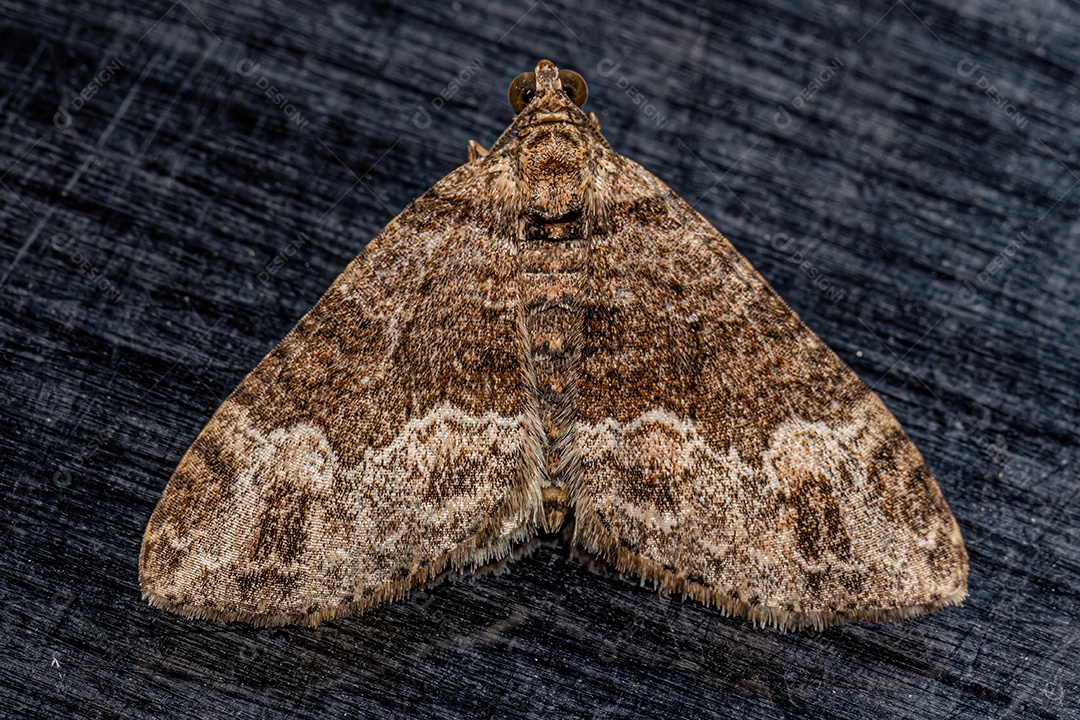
[1,1,1077,717]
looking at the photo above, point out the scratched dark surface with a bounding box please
[1,0,1077,717]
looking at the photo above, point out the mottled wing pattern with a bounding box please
[571,154,968,630]
[140,161,543,626]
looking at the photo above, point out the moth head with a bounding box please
[508,60,588,115]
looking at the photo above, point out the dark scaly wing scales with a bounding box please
[140,160,544,626]
[571,152,967,630]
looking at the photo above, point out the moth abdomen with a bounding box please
[516,231,588,532]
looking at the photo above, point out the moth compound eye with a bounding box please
[557,70,588,107]
[508,72,538,113]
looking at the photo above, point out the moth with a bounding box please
[140,60,968,630]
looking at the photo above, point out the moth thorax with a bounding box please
[519,126,591,222]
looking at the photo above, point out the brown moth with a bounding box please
[140,60,968,630]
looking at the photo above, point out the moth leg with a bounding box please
[468,140,489,162]
[587,112,602,133]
